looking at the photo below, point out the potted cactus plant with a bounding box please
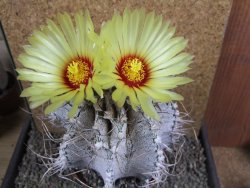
[2,9,219,188]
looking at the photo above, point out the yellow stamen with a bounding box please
[66,59,91,87]
[121,58,145,83]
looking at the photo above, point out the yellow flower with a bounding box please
[17,11,103,118]
[100,9,193,120]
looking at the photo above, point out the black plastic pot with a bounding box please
[1,117,32,188]
[199,123,220,188]
[0,20,32,188]
[0,71,21,115]
[0,21,23,116]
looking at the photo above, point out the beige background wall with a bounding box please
[0,0,232,129]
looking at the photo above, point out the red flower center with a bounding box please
[64,57,93,89]
[116,55,150,88]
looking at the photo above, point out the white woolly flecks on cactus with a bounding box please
[41,98,187,188]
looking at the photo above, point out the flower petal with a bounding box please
[46,19,74,58]
[116,92,127,108]
[92,80,103,98]
[152,53,193,71]
[51,90,77,103]
[23,46,65,68]
[18,54,62,75]
[150,38,188,68]
[140,87,172,102]
[124,85,139,109]
[146,77,193,89]
[93,74,114,85]
[28,30,70,62]
[68,85,85,118]
[29,95,51,102]
[151,61,192,78]
[57,13,78,56]
[163,91,184,101]
[21,87,43,97]
[136,89,159,120]
[112,87,123,102]
[45,90,77,114]
[30,99,49,109]
[86,81,97,103]
[32,83,68,89]
[102,80,116,89]
[17,69,62,82]
[42,88,71,97]
[45,100,65,115]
